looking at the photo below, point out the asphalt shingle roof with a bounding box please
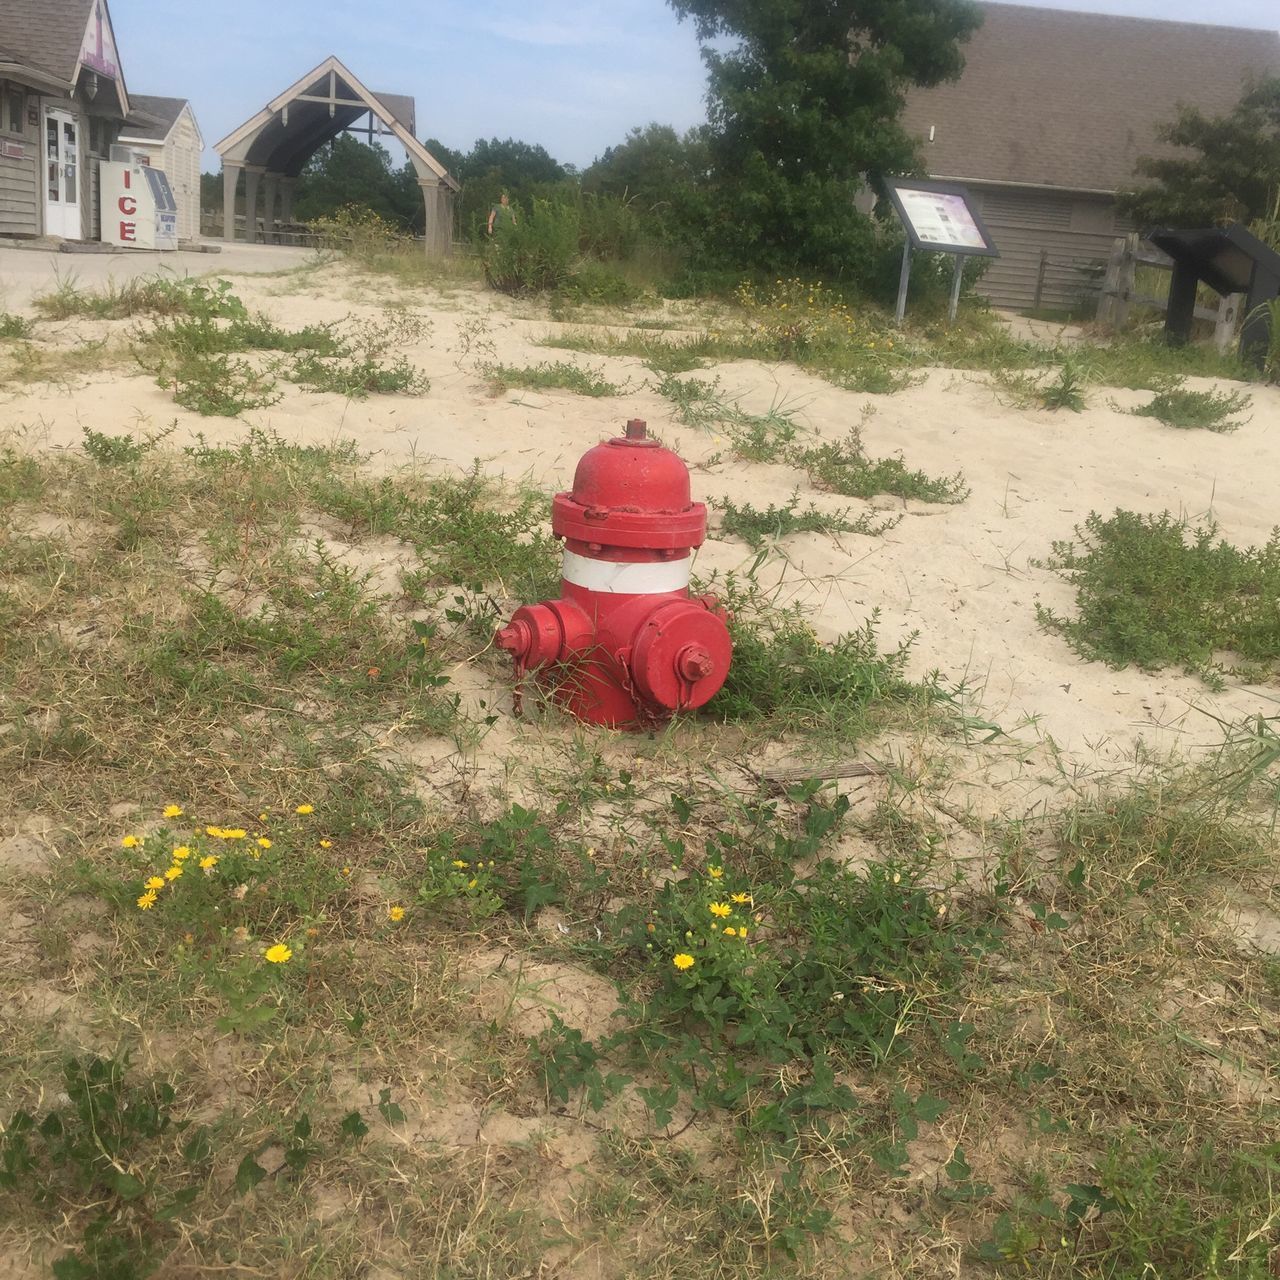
[903,2,1280,192]
[0,0,94,85]
[123,93,187,141]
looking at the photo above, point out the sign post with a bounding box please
[884,178,999,326]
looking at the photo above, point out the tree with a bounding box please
[666,0,982,277]
[1119,79,1280,229]
[293,136,421,231]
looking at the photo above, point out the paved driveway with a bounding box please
[0,241,319,312]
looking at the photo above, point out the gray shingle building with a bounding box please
[0,0,133,240]
[902,2,1280,310]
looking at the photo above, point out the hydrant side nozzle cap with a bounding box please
[625,419,647,440]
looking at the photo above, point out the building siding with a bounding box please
[967,186,1123,310]
[166,109,201,242]
[0,83,41,236]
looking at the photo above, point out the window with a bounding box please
[2,83,25,136]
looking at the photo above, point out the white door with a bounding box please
[44,108,81,239]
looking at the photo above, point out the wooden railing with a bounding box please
[1095,232,1242,349]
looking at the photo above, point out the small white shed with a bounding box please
[117,95,203,243]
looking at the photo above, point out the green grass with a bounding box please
[1036,510,1280,684]
[1131,376,1251,431]
[480,359,626,397]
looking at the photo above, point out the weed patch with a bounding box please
[34,274,246,322]
[799,429,969,504]
[1036,510,1280,683]
[480,360,624,397]
[1130,376,1251,431]
[717,494,899,547]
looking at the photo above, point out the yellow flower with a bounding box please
[205,826,225,838]
[121,835,140,849]
[341,866,351,876]
[199,855,218,870]
[709,902,732,919]
[388,905,406,922]
[723,926,736,935]
[137,890,158,909]
[319,839,332,849]
[223,829,246,840]
[165,865,183,881]
[144,876,165,890]
[258,812,269,822]
[467,878,477,889]
[738,927,749,939]
[264,943,292,964]
[730,892,752,905]
[295,804,314,815]
[163,805,183,819]
[673,953,695,971]
[451,860,468,869]
[172,846,191,861]
[707,865,724,879]
[257,837,272,850]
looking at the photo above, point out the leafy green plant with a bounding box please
[1036,510,1280,682]
[0,1055,213,1279]
[1130,375,1250,431]
[0,311,31,339]
[1039,356,1090,411]
[798,429,969,503]
[81,423,175,466]
[480,360,624,397]
[533,788,996,1154]
[287,349,427,398]
[717,494,899,547]
[655,372,724,427]
[160,351,282,416]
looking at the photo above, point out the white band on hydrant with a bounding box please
[561,550,692,594]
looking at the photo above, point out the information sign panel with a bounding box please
[885,179,998,257]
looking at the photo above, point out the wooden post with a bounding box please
[1096,236,1125,327]
[1113,232,1139,331]
[242,167,263,243]
[1033,248,1048,311]
[1214,292,1243,353]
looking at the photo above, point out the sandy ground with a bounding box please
[3,246,1278,776]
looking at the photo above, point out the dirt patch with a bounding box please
[469,949,622,1040]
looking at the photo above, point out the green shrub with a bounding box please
[1036,510,1280,682]
[0,312,31,339]
[799,429,969,504]
[287,351,428,398]
[717,495,899,547]
[483,199,579,294]
[162,352,282,417]
[557,263,642,305]
[1131,375,1251,431]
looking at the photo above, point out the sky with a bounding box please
[109,0,1279,173]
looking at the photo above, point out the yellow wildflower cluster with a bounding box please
[734,276,890,358]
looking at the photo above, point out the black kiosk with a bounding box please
[1147,223,1280,367]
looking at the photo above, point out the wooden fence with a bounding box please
[1094,232,1243,349]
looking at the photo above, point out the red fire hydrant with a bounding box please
[495,419,732,727]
